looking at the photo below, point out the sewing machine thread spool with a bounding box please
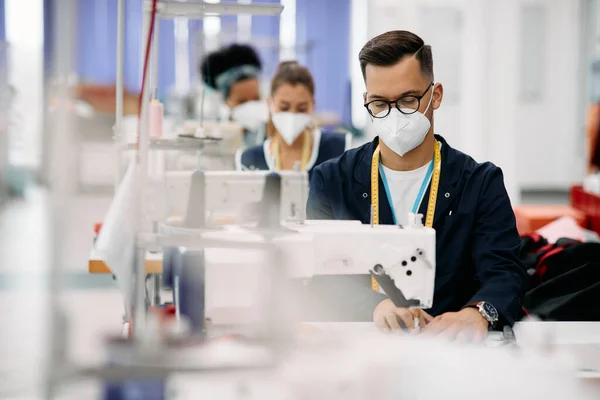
[258,172,282,229]
[149,90,163,138]
[178,249,206,335]
[184,170,206,228]
[161,246,179,289]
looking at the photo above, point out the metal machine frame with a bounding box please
[44,1,286,398]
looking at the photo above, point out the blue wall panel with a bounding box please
[252,0,280,78]
[76,0,118,86]
[123,0,142,92]
[75,0,184,97]
[0,0,5,42]
[156,19,175,98]
[295,0,351,123]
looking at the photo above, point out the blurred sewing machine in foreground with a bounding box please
[154,169,436,328]
[84,168,600,400]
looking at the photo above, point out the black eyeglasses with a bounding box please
[364,82,434,118]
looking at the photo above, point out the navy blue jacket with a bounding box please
[306,135,527,325]
[235,129,351,177]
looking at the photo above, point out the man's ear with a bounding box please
[432,83,443,111]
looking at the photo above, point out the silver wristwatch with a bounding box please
[475,301,499,327]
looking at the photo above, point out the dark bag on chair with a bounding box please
[519,235,600,321]
[523,262,600,321]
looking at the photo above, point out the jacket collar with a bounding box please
[353,135,462,226]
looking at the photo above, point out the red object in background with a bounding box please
[570,186,600,234]
[127,305,177,338]
[513,205,587,235]
[94,222,103,236]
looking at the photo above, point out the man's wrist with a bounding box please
[462,306,489,327]
[463,301,499,328]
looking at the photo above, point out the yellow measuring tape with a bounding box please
[370,140,442,291]
[274,130,312,171]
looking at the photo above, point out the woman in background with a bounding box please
[235,61,351,175]
[200,44,268,146]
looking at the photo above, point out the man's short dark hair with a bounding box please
[359,30,433,81]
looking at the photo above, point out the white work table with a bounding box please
[310,322,600,378]
[169,321,600,399]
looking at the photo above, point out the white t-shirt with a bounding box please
[381,162,432,226]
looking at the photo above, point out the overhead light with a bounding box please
[144,1,284,18]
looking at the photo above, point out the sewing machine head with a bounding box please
[288,219,436,309]
[167,220,435,329]
[158,170,435,326]
[162,170,309,226]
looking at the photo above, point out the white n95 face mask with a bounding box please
[231,100,269,131]
[372,90,434,157]
[271,112,312,145]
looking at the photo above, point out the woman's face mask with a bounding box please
[269,83,315,145]
[230,100,269,131]
[271,112,312,145]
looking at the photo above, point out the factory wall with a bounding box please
[350,0,586,202]
[515,0,584,190]
[70,0,351,122]
[0,0,596,270]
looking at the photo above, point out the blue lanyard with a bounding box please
[379,159,435,225]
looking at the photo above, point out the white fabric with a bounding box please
[94,158,140,313]
[381,162,431,227]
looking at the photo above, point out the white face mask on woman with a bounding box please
[271,112,312,145]
[372,87,434,157]
[230,100,269,131]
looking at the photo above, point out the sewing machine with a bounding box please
[161,169,309,225]
[112,118,245,186]
[156,169,436,327]
[165,221,435,326]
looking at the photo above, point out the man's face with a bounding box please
[364,56,442,119]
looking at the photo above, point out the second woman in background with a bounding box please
[236,61,351,175]
[201,44,268,147]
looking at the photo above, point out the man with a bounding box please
[307,30,526,340]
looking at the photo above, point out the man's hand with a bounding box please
[422,307,488,342]
[373,299,433,332]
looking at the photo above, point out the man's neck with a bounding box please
[379,132,435,172]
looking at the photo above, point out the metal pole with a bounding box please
[153,274,161,306]
[132,3,153,340]
[45,0,77,397]
[150,11,159,97]
[114,0,125,189]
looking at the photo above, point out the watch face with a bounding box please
[482,302,499,322]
